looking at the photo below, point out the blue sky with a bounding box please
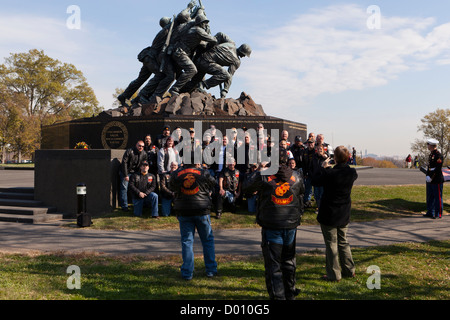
[1,1,450,157]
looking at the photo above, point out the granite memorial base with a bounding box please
[34,149,124,218]
[41,115,308,150]
[37,114,307,219]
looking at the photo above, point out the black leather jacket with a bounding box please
[243,165,305,229]
[120,147,148,176]
[169,166,216,216]
[159,173,175,199]
[129,172,157,198]
[427,149,444,184]
[312,164,358,227]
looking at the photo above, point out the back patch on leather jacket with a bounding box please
[268,175,296,206]
[178,169,201,195]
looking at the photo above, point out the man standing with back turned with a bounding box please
[169,160,218,280]
[243,149,305,300]
[424,139,444,219]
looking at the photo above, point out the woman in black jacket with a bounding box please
[312,146,357,282]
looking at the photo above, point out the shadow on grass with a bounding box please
[63,256,268,300]
[352,198,427,221]
[296,240,450,300]
[5,240,449,300]
[352,197,450,222]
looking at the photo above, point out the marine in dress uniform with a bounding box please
[424,139,444,219]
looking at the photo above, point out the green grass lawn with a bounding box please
[1,184,448,301]
[0,241,448,300]
[0,163,34,168]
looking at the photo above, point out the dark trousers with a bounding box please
[426,182,443,218]
[216,190,236,213]
[261,228,298,300]
[320,224,355,281]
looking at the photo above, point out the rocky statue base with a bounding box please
[41,92,307,150]
[104,91,266,118]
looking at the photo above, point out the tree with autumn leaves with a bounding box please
[0,49,102,162]
[411,108,450,166]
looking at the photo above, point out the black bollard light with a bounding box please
[77,183,87,214]
[76,183,91,227]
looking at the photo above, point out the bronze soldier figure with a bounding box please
[181,32,251,98]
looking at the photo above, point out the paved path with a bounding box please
[0,169,34,188]
[0,215,448,256]
[354,167,425,186]
[0,167,427,188]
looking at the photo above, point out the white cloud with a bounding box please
[0,14,84,59]
[240,4,450,116]
[0,13,137,109]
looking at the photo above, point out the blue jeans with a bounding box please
[314,186,324,208]
[304,176,313,203]
[247,194,257,213]
[426,182,443,218]
[262,228,297,246]
[132,192,159,217]
[160,197,173,217]
[261,228,297,300]
[224,190,235,203]
[178,215,217,280]
[119,171,131,209]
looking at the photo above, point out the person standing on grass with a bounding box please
[243,148,304,300]
[312,146,357,282]
[157,136,180,174]
[424,139,444,219]
[311,144,328,213]
[302,138,315,208]
[169,160,217,280]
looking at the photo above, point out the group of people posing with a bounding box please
[117,123,359,299]
[118,124,337,218]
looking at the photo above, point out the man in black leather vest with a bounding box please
[243,149,305,300]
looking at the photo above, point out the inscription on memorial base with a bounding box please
[41,114,307,150]
[101,121,129,149]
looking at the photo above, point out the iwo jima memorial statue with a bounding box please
[41,0,307,152]
[29,0,309,220]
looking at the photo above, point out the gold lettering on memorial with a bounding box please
[101,121,129,149]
